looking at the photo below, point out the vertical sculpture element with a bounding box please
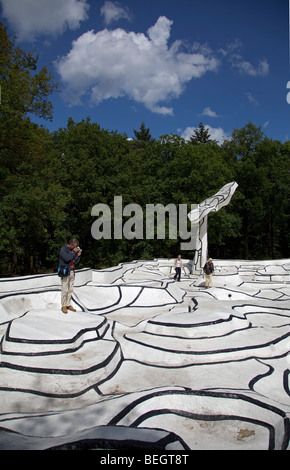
[188,182,238,271]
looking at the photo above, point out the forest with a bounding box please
[0,23,289,276]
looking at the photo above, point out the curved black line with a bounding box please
[129,408,275,450]
[0,342,121,375]
[148,313,248,330]
[123,330,290,356]
[107,389,290,449]
[100,286,185,316]
[248,362,274,391]
[2,328,112,358]
[74,285,123,312]
[108,388,289,426]
[78,285,156,314]
[283,369,290,397]
[0,353,124,400]
[4,318,108,345]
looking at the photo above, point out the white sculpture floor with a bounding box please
[0,259,289,450]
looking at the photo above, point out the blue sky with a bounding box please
[1,0,290,143]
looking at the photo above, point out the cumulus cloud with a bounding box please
[0,0,89,41]
[100,1,132,25]
[56,16,219,115]
[181,125,230,145]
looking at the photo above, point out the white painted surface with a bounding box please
[0,259,289,450]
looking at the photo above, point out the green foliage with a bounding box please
[133,121,155,143]
[0,22,289,275]
[0,23,60,274]
[189,122,216,145]
[0,23,58,122]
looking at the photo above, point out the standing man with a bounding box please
[59,238,82,313]
[203,258,215,288]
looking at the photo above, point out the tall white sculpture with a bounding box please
[188,182,238,271]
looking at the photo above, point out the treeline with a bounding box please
[0,23,289,275]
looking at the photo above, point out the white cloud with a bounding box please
[56,16,219,115]
[219,40,270,77]
[200,107,220,117]
[147,15,172,48]
[232,56,269,77]
[100,1,132,26]
[0,0,89,41]
[181,125,231,145]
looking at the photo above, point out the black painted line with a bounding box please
[129,408,275,450]
[108,388,289,429]
[5,318,108,345]
[123,330,290,356]
[0,342,121,375]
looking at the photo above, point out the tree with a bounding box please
[253,138,290,258]
[0,23,58,121]
[133,122,155,143]
[0,22,60,274]
[189,122,216,145]
[227,121,264,160]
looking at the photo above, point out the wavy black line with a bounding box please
[0,342,121,375]
[123,330,290,356]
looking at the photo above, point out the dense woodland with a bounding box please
[0,23,289,276]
